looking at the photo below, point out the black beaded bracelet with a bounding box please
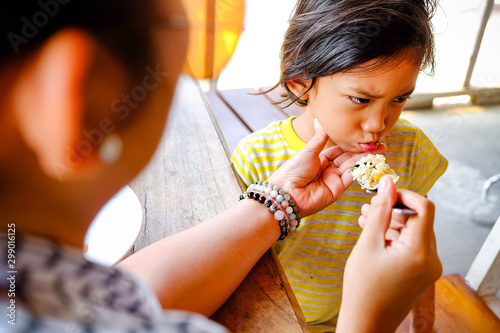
[240,181,300,240]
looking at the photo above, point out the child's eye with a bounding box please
[350,96,370,104]
[393,96,411,103]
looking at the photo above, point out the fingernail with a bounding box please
[314,118,321,131]
[378,176,388,193]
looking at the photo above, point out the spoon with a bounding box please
[359,183,417,216]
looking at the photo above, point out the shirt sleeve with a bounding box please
[231,139,259,187]
[409,127,448,195]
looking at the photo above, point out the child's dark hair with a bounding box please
[279,0,437,106]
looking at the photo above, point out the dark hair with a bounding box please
[278,0,437,106]
[0,1,154,82]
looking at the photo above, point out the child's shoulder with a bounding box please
[237,118,290,144]
[389,118,424,136]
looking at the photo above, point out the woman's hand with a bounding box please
[337,176,442,333]
[268,120,385,217]
[359,188,411,243]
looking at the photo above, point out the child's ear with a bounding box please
[286,78,312,100]
[12,29,95,180]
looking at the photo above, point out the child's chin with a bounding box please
[339,144,364,154]
[342,149,365,155]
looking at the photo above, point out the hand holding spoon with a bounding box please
[359,183,417,216]
[350,154,416,216]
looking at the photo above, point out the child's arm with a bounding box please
[408,284,435,333]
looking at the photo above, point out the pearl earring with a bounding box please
[99,134,123,165]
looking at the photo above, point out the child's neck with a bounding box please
[292,113,335,149]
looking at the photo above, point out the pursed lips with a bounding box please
[359,142,380,152]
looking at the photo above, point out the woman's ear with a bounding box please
[286,78,312,100]
[12,29,95,180]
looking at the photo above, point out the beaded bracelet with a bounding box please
[239,181,300,240]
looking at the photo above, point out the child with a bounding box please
[231,0,447,332]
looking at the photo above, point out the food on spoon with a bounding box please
[349,154,399,192]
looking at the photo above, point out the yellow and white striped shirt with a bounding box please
[231,117,448,332]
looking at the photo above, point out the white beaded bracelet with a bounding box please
[240,181,300,240]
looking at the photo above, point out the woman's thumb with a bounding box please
[303,118,329,155]
[358,176,397,248]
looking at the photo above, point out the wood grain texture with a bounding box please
[129,75,309,332]
[434,274,500,333]
[218,88,288,132]
[130,75,242,250]
[204,90,251,152]
[210,250,310,332]
[398,274,500,333]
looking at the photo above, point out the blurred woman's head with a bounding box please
[0,0,188,244]
[1,1,156,81]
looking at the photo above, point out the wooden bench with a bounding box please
[204,86,303,153]
[206,85,500,332]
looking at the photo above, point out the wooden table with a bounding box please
[129,74,309,332]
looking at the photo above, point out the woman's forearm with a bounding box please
[118,198,280,316]
[409,284,435,333]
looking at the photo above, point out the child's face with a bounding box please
[308,54,421,153]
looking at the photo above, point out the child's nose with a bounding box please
[361,109,386,134]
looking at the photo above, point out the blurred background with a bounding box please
[214,0,500,94]
[185,0,500,278]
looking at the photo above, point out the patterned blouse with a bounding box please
[0,234,228,333]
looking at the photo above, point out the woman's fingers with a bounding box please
[385,228,402,242]
[320,146,348,164]
[397,189,436,241]
[333,144,387,170]
[356,176,397,249]
[359,201,409,230]
[301,119,330,156]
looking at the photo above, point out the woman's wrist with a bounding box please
[236,196,281,241]
[240,180,300,240]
